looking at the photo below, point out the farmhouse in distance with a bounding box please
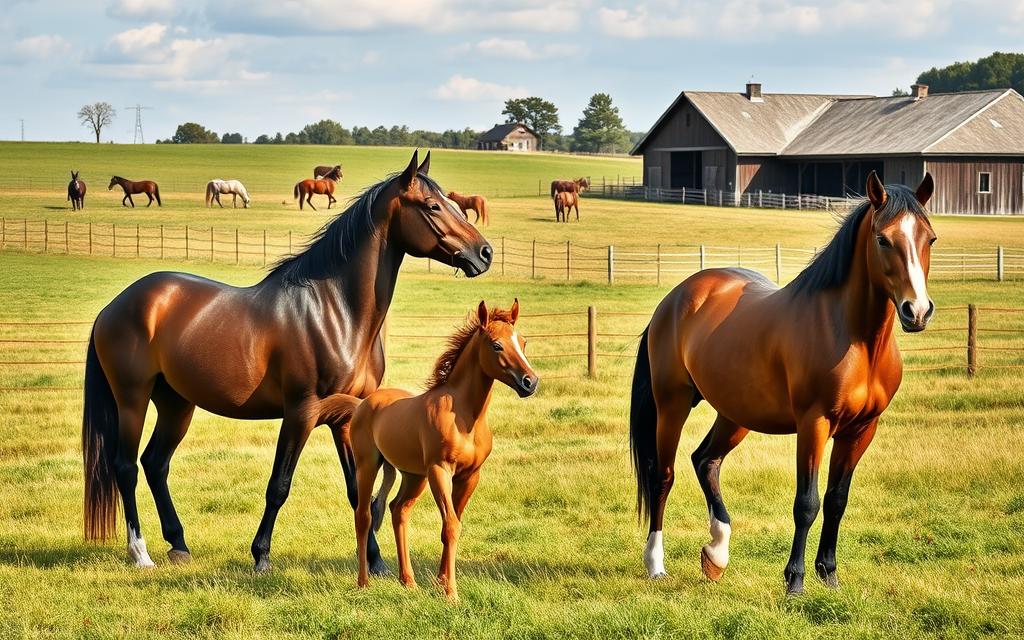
[477,123,539,152]
[633,82,1024,214]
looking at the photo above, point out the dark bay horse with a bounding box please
[83,151,493,574]
[108,176,161,207]
[294,178,337,211]
[630,172,936,595]
[67,171,86,210]
[314,165,343,181]
[351,300,537,600]
[550,177,589,198]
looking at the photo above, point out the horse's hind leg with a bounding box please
[140,378,195,564]
[815,418,877,589]
[691,415,749,581]
[146,193,154,207]
[109,376,157,567]
[306,193,316,211]
[329,424,389,576]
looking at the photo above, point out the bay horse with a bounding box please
[554,190,578,222]
[630,172,936,595]
[108,176,161,208]
[446,191,489,225]
[294,178,337,211]
[205,179,251,208]
[549,177,589,198]
[350,299,538,599]
[82,151,494,575]
[314,165,343,181]
[67,171,86,211]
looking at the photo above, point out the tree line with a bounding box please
[894,51,1024,96]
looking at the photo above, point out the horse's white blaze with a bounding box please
[644,531,666,577]
[510,331,532,370]
[899,215,930,317]
[127,527,155,568]
[702,514,731,569]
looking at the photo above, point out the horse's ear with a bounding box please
[417,150,431,176]
[866,171,887,209]
[916,172,934,206]
[399,150,419,190]
[477,300,488,328]
[510,298,520,325]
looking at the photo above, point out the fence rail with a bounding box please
[2,304,1021,394]
[592,181,863,213]
[2,217,1021,283]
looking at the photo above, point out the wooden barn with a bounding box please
[632,82,1024,214]
[477,123,539,152]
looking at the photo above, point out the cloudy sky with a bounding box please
[1,0,1021,142]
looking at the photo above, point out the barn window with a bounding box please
[978,172,991,194]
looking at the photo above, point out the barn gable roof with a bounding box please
[478,123,538,142]
[782,89,1014,156]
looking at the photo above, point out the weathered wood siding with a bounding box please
[883,157,925,188]
[737,157,798,194]
[642,97,730,190]
[924,156,1024,215]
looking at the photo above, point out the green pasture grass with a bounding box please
[1,249,1023,639]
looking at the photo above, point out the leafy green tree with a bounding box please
[273,132,284,144]
[571,93,630,154]
[171,122,219,144]
[253,134,272,144]
[917,51,1024,94]
[502,97,561,149]
[221,132,243,144]
[299,119,352,145]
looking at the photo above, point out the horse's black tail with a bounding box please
[630,326,659,526]
[154,185,162,206]
[82,331,120,541]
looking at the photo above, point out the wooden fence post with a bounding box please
[44,220,48,253]
[113,223,116,257]
[532,240,536,279]
[587,306,597,378]
[235,228,239,264]
[775,244,782,283]
[209,226,213,262]
[427,257,432,273]
[1,217,4,249]
[607,245,614,284]
[89,222,93,255]
[501,237,505,276]
[137,224,141,258]
[288,230,292,255]
[185,225,189,260]
[23,218,27,249]
[64,221,68,254]
[967,304,977,377]
[759,190,763,207]
[263,229,267,266]
[700,244,706,270]
[656,244,661,286]
[159,225,163,259]
[997,246,1004,281]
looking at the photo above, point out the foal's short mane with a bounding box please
[427,307,516,389]
[270,171,442,287]
[787,184,930,295]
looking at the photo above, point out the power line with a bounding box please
[123,104,153,144]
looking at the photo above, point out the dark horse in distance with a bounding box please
[82,151,493,574]
[631,173,936,595]
[108,176,161,207]
[67,171,86,210]
[314,165,343,181]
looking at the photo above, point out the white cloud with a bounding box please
[474,37,580,60]
[433,74,528,101]
[13,34,72,59]
[597,6,698,38]
[361,50,381,64]
[107,0,176,20]
[110,22,168,56]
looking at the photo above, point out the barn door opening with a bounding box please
[670,151,702,189]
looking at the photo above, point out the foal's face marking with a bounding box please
[477,300,538,397]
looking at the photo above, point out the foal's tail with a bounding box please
[82,331,120,541]
[629,326,659,525]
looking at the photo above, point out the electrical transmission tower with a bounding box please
[124,104,153,144]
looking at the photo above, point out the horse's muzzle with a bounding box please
[455,243,492,277]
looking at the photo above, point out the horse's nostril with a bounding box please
[925,300,935,320]
[480,244,493,263]
[900,301,914,320]
[521,375,533,390]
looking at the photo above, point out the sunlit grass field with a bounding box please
[1,144,1024,638]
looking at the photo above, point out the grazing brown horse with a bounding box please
[294,178,337,211]
[446,191,489,225]
[554,190,579,222]
[82,151,493,574]
[67,171,86,211]
[351,300,538,599]
[630,172,936,595]
[108,176,161,207]
[549,177,589,198]
[314,165,343,181]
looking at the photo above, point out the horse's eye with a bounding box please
[492,341,503,352]
[876,235,892,248]
[430,202,441,212]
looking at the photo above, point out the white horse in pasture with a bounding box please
[205,179,252,208]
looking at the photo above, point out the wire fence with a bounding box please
[591,181,863,213]
[2,304,1021,394]
[2,217,1021,283]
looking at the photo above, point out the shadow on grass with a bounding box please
[0,541,112,568]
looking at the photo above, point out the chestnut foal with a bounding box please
[351,300,538,599]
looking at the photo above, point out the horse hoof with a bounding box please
[700,547,726,582]
[167,550,192,565]
[253,558,271,574]
[649,571,668,580]
[817,569,840,590]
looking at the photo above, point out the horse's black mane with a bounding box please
[270,171,442,287]
[787,184,929,295]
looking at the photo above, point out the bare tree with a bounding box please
[78,102,116,143]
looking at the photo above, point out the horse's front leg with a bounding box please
[815,418,877,589]
[784,413,830,595]
[250,406,316,572]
